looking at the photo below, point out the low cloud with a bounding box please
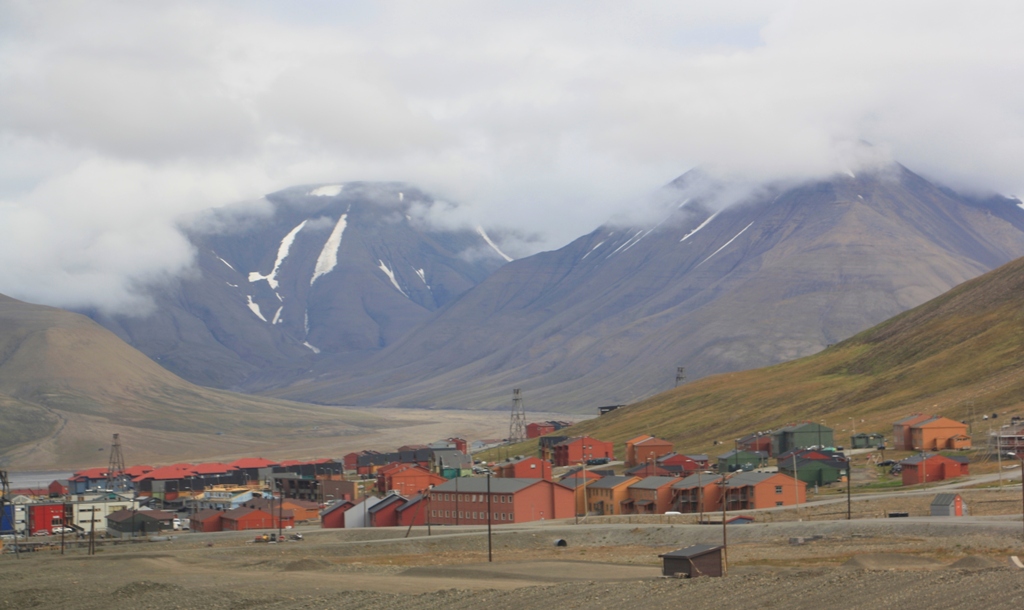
[2,1,1024,312]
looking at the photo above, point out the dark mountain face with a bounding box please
[263,165,1024,411]
[88,182,510,389]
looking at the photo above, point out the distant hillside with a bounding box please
[268,164,1024,411]
[0,294,393,469]
[559,253,1024,456]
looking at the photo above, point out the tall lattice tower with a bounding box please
[675,366,686,387]
[106,433,128,492]
[508,388,527,444]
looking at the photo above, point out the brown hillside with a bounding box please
[559,254,1024,456]
[0,295,394,469]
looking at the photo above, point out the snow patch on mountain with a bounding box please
[414,267,427,285]
[309,184,344,197]
[246,295,267,322]
[378,260,407,297]
[310,214,348,285]
[249,220,307,290]
[696,222,754,267]
[581,240,606,260]
[476,226,513,262]
[680,211,720,243]
[271,306,283,325]
[303,341,320,354]
[215,255,236,271]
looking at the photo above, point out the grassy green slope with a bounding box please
[521,255,1024,459]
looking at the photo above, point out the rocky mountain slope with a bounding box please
[89,182,510,390]
[268,164,1024,411]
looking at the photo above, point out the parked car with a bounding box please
[877,460,896,467]
[51,526,74,534]
[32,529,50,536]
[586,458,610,465]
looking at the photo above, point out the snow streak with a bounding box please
[246,295,267,322]
[215,255,235,271]
[378,260,407,296]
[680,211,720,243]
[248,220,307,289]
[696,222,754,268]
[310,213,348,285]
[303,341,321,354]
[476,226,513,262]
[581,240,606,260]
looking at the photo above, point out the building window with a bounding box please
[458,511,463,518]
[431,510,436,517]
[472,512,477,519]
[775,501,783,506]
[775,486,783,493]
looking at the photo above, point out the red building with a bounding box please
[893,414,933,450]
[656,453,701,477]
[446,438,468,453]
[190,509,224,533]
[737,433,773,455]
[27,503,65,534]
[671,473,724,514]
[495,456,552,481]
[428,478,574,524]
[48,480,69,497]
[721,472,806,510]
[221,506,293,531]
[552,436,615,467]
[900,454,970,486]
[368,494,407,527]
[625,436,674,467]
[527,422,557,439]
[396,494,428,527]
[320,500,356,528]
[624,476,681,514]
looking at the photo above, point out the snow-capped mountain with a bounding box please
[262,164,1024,411]
[89,182,510,389]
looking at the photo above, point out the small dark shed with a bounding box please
[659,544,724,578]
[930,493,967,516]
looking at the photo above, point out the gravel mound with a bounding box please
[281,557,334,571]
[948,556,1004,569]
[841,554,943,570]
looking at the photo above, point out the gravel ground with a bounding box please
[4,518,1024,609]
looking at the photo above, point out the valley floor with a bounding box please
[4,516,1024,609]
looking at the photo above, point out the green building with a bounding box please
[716,450,769,473]
[771,423,834,455]
[850,433,885,449]
[778,457,847,486]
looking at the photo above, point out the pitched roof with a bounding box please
[671,473,723,489]
[894,413,932,426]
[587,476,639,490]
[930,493,961,507]
[659,544,723,559]
[626,435,653,445]
[368,494,407,513]
[320,500,356,517]
[722,472,779,487]
[557,478,595,490]
[431,478,544,494]
[192,509,224,522]
[396,494,424,513]
[628,476,681,490]
[229,457,279,469]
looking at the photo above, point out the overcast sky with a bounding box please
[2,1,1024,314]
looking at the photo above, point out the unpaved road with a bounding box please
[4,517,1024,609]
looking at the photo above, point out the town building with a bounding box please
[526,421,572,439]
[850,432,885,449]
[586,476,641,516]
[737,432,773,455]
[105,509,177,538]
[396,494,428,527]
[190,509,225,532]
[671,473,723,514]
[717,450,769,473]
[893,414,934,450]
[930,493,968,516]
[624,462,675,478]
[320,500,357,529]
[624,476,680,514]
[368,494,408,527]
[660,544,724,578]
[378,464,447,496]
[655,453,702,477]
[721,472,806,510]
[625,435,674,467]
[771,423,834,455]
[495,456,552,481]
[343,497,383,528]
[429,478,574,525]
[552,436,615,466]
[899,454,970,486]
[221,506,293,531]
[556,476,598,516]
[909,416,971,451]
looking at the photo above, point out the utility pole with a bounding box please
[793,453,800,520]
[846,457,852,520]
[486,474,493,563]
[719,475,729,577]
[508,388,527,445]
[675,367,686,387]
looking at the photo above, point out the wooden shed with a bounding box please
[930,493,968,516]
[659,544,724,578]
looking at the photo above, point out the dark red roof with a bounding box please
[71,467,109,481]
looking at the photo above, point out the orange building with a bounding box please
[556,477,598,516]
[671,473,723,513]
[721,472,806,510]
[586,475,641,515]
[625,436,674,467]
[552,436,615,466]
[495,456,552,480]
[428,478,574,524]
[624,476,680,514]
[909,416,971,451]
[893,414,934,450]
[377,464,447,497]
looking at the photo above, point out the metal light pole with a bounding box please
[845,456,852,520]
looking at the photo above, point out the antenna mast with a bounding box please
[508,388,527,444]
[106,433,128,492]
